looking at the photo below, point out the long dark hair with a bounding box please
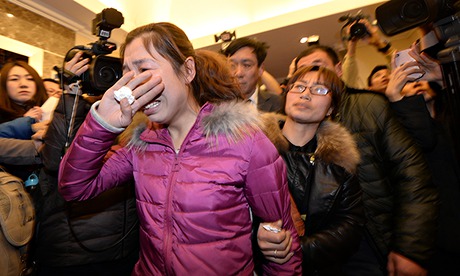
[0,61,48,122]
[120,22,243,106]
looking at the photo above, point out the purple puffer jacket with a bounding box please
[59,101,302,275]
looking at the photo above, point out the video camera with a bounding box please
[376,0,457,36]
[62,8,124,96]
[376,0,460,162]
[339,11,371,40]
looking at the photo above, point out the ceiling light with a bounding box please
[300,35,320,45]
[308,35,320,44]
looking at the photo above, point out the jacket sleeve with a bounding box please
[303,168,364,269]
[244,131,302,275]
[341,53,364,89]
[378,95,438,266]
[0,138,41,165]
[0,116,34,139]
[58,105,134,201]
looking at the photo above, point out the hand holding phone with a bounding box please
[394,49,424,80]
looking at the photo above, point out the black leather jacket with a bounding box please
[263,116,364,275]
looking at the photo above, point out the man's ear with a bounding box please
[184,57,196,84]
[335,61,343,78]
[258,63,265,78]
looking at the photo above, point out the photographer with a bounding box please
[29,9,141,275]
[385,43,460,276]
[342,18,396,89]
[32,51,140,276]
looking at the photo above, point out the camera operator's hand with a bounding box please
[97,71,164,128]
[24,106,43,122]
[361,19,381,46]
[353,19,395,56]
[346,19,379,54]
[386,58,424,102]
[408,45,444,87]
[65,51,90,77]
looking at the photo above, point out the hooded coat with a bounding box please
[58,101,302,276]
[262,114,364,275]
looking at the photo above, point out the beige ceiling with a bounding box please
[71,0,388,48]
[10,0,406,80]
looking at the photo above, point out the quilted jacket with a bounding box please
[59,101,302,275]
[338,88,438,267]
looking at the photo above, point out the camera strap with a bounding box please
[64,82,82,150]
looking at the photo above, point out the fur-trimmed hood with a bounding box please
[118,101,264,151]
[261,112,360,174]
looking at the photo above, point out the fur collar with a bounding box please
[118,101,264,151]
[261,113,360,173]
[201,101,263,143]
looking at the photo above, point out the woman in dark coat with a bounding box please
[261,65,365,275]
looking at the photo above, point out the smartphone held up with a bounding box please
[394,49,424,80]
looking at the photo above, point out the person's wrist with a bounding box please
[385,90,403,102]
[377,41,392,53]
[369,36,380,47]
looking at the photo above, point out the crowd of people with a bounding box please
[0,9,459,276]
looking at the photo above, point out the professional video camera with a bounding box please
[62,8,124,96]
[376,0,457,36]
[376,0,460,162]
[339,11,371,40]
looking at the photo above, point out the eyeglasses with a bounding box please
[288,83,330,96]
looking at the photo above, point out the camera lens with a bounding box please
[98,66,118,83]
[84,55,122,95]
[401,0,428,22]
[350,22,367,39]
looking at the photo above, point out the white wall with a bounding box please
[0,35,44,76]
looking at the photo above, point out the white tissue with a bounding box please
[40,96,60,122]
[114,86,135,104]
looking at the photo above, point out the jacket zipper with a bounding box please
[164,151,180,275]
[161,120,198,274]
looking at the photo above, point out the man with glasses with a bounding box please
[223,37,281,112]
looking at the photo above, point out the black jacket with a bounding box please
[263,115,364,275]
[338,88,438,268]
[257,87,282,113]
[33,94,139,275]
[390,95,460,255]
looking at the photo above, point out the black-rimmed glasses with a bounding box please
[288,83,330,96]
